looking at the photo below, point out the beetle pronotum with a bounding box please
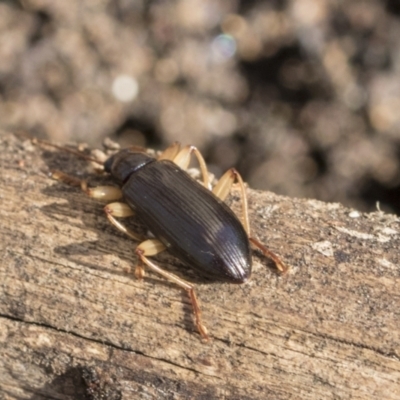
[29,137,288,340]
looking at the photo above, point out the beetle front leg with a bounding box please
[136,239,209,340]
[51,170,144,239]
[51,170,123,201]
[213,168,288,274]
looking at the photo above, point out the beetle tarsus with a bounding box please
[188,288,210,341]
[50,169,82,187]
[249,237,289,274]
[134,259,145,280]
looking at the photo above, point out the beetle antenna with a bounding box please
[17,131,104,166]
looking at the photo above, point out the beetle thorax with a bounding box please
[104,150,155,183]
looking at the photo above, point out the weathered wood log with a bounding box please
[1,131,399,399]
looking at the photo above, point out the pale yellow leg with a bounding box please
[172,145,211,190]
[97,205,209,340]
[213,168,250,234]
[136,239,209,340]
[103,202,144,241]
[158,143,211,189]
[84,184,123,201]
[51,170,123,201]
[52,170,143,242]
[158,142,181,161]
[213,168,288,274]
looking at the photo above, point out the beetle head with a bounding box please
[104,149,155,183]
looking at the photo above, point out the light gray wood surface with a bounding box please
[1,132,399,399]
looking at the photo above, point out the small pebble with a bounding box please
[349,211,360,218]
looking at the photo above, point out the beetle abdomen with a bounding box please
[122,160,252,283]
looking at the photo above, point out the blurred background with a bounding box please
[1,0,400,214]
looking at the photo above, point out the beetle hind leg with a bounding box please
[213,168,288,274]
[158,143,212,190]
[136,239,209,340]
[159,144,211,190]
[213,168,250,233]
[249,237,288,274]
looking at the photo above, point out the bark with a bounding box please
[1,131,399,399]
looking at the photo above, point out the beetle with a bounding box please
[30,137,288,340]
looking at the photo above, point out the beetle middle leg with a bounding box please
[213,168,288,273]
[104,202,144,241]
[135,239,209,340]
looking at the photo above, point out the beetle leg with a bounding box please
[135,257,145,280]
[51,170,123,201]
[50,170,84,188]
[52,170,144,241]
[103,202,144,241]
[81,181,123,201]
[136,240,209,340]
[213,168,250,234]
[213,169,289,274]
[249,237,288,274]
[172,145,211,190]
[158,142,181,161]
[134,239,166,279]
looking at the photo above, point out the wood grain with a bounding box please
[1,131,399,399]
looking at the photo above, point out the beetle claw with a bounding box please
[249,237,289,274]
[135,264,145,280]
[197,323,210,341]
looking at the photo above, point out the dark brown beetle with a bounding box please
[32,138,287,340]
